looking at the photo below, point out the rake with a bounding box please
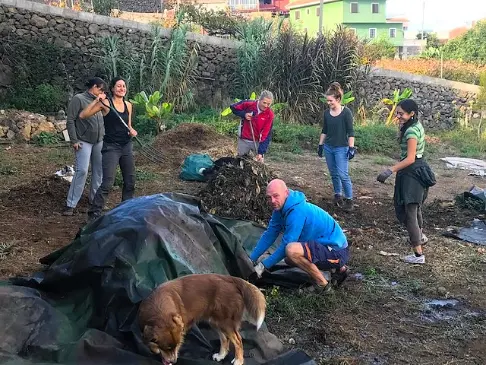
[101,100,166,165]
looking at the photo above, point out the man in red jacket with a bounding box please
[230,90,274,162]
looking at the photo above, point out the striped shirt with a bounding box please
[400,122,425,160]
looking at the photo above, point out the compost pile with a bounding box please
[149,123,237,168]
[0,175,88,216]
[198,156,277,224]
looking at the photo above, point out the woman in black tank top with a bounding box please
[79,76,138,221]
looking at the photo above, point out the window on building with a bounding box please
[369,28,377,39]
[306,8,310,15]
[389,28,396,38]
[295,10,300,20]
[349,28,357,35]
[350,2,358,13]
[316,7,320,16]
[371,3,379,13]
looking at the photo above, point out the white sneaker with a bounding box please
[402,254,425,264]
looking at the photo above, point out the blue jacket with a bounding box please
[250,190,347,268]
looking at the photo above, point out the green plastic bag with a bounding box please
[179,154,214,181]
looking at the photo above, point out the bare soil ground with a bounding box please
[1,124,486,364]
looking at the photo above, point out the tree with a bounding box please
[416,32,441,49]
[360,34,396,62]
[442,20,486,64]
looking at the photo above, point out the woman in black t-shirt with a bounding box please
[317,82,356,212]
[80,76,138,222]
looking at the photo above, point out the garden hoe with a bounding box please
[103,101,165,165]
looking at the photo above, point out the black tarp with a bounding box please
[1,193,317,365]
[443,219,486,246]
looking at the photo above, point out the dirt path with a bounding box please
[1,136,485,364]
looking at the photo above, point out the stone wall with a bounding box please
[362,68,480,130]
[30,0,162,14]
[117,0,161,12]
[0,109,67,141]
[0,0,239,107]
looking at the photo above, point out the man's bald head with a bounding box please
[266,179,289,210]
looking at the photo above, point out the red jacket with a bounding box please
[230,100,274,154]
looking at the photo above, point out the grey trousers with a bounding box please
[237,138,259,156]
[66,140,103,208]
[404,203,423,246]
[89,141,135,216]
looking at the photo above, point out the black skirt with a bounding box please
[394,158,436,223]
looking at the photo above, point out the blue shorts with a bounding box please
[301,241,349,270]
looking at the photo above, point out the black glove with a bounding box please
[377,168,393,183]
[317,144,324,157]
[347,147,356,160]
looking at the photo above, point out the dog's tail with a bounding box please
[234,278,266,331]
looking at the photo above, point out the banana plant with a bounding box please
[382,88,413,125]
[221,91,257,117]
[319,90,355,105]
[130,91,173,133]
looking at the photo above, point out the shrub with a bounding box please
[7,83,66,113]
[133,115,158,137]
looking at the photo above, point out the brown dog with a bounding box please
[138,273,266,365]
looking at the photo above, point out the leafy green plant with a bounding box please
[382,88,413,125]
[33,132,61,146]
[130,91,173,134]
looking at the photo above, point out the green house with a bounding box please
[287,0,403,46]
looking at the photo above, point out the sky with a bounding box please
[386,0,486,32]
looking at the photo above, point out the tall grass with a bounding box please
[98,15,198,111]
[234,22,361,124]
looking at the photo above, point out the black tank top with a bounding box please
[103,98,131,145]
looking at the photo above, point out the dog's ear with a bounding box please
[143,325,154,339]
[172,314,184,329]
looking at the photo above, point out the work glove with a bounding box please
[377,168,393,183]
[317,144,324,158]
[253,262,265,278]
[347,147,356,160]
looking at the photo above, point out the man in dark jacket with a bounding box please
[63,77,106,216]
[250,179,350,291]
[230,90,274,162]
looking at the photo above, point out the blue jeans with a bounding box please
[324,145,353,199]
[66,140,103,208]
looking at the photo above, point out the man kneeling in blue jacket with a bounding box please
[250,179,349,291]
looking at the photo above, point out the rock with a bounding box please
[6,129,15,140]
[437,287,448,296]
[88,23,99,34]
[31,121,56,137]
[56,110,66,120]
[54,120,67,132]
[20,121,32,141]
[30,14,48,28]
[0,63,13,87]
[0,126,7,137]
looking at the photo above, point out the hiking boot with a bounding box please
[402,254,425,264]
[334,194,343,207]
[87,212,101,224]
[302,283,333,294]
[342,198,354,212]
[331,267,349,288]
[62,206,74,216]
